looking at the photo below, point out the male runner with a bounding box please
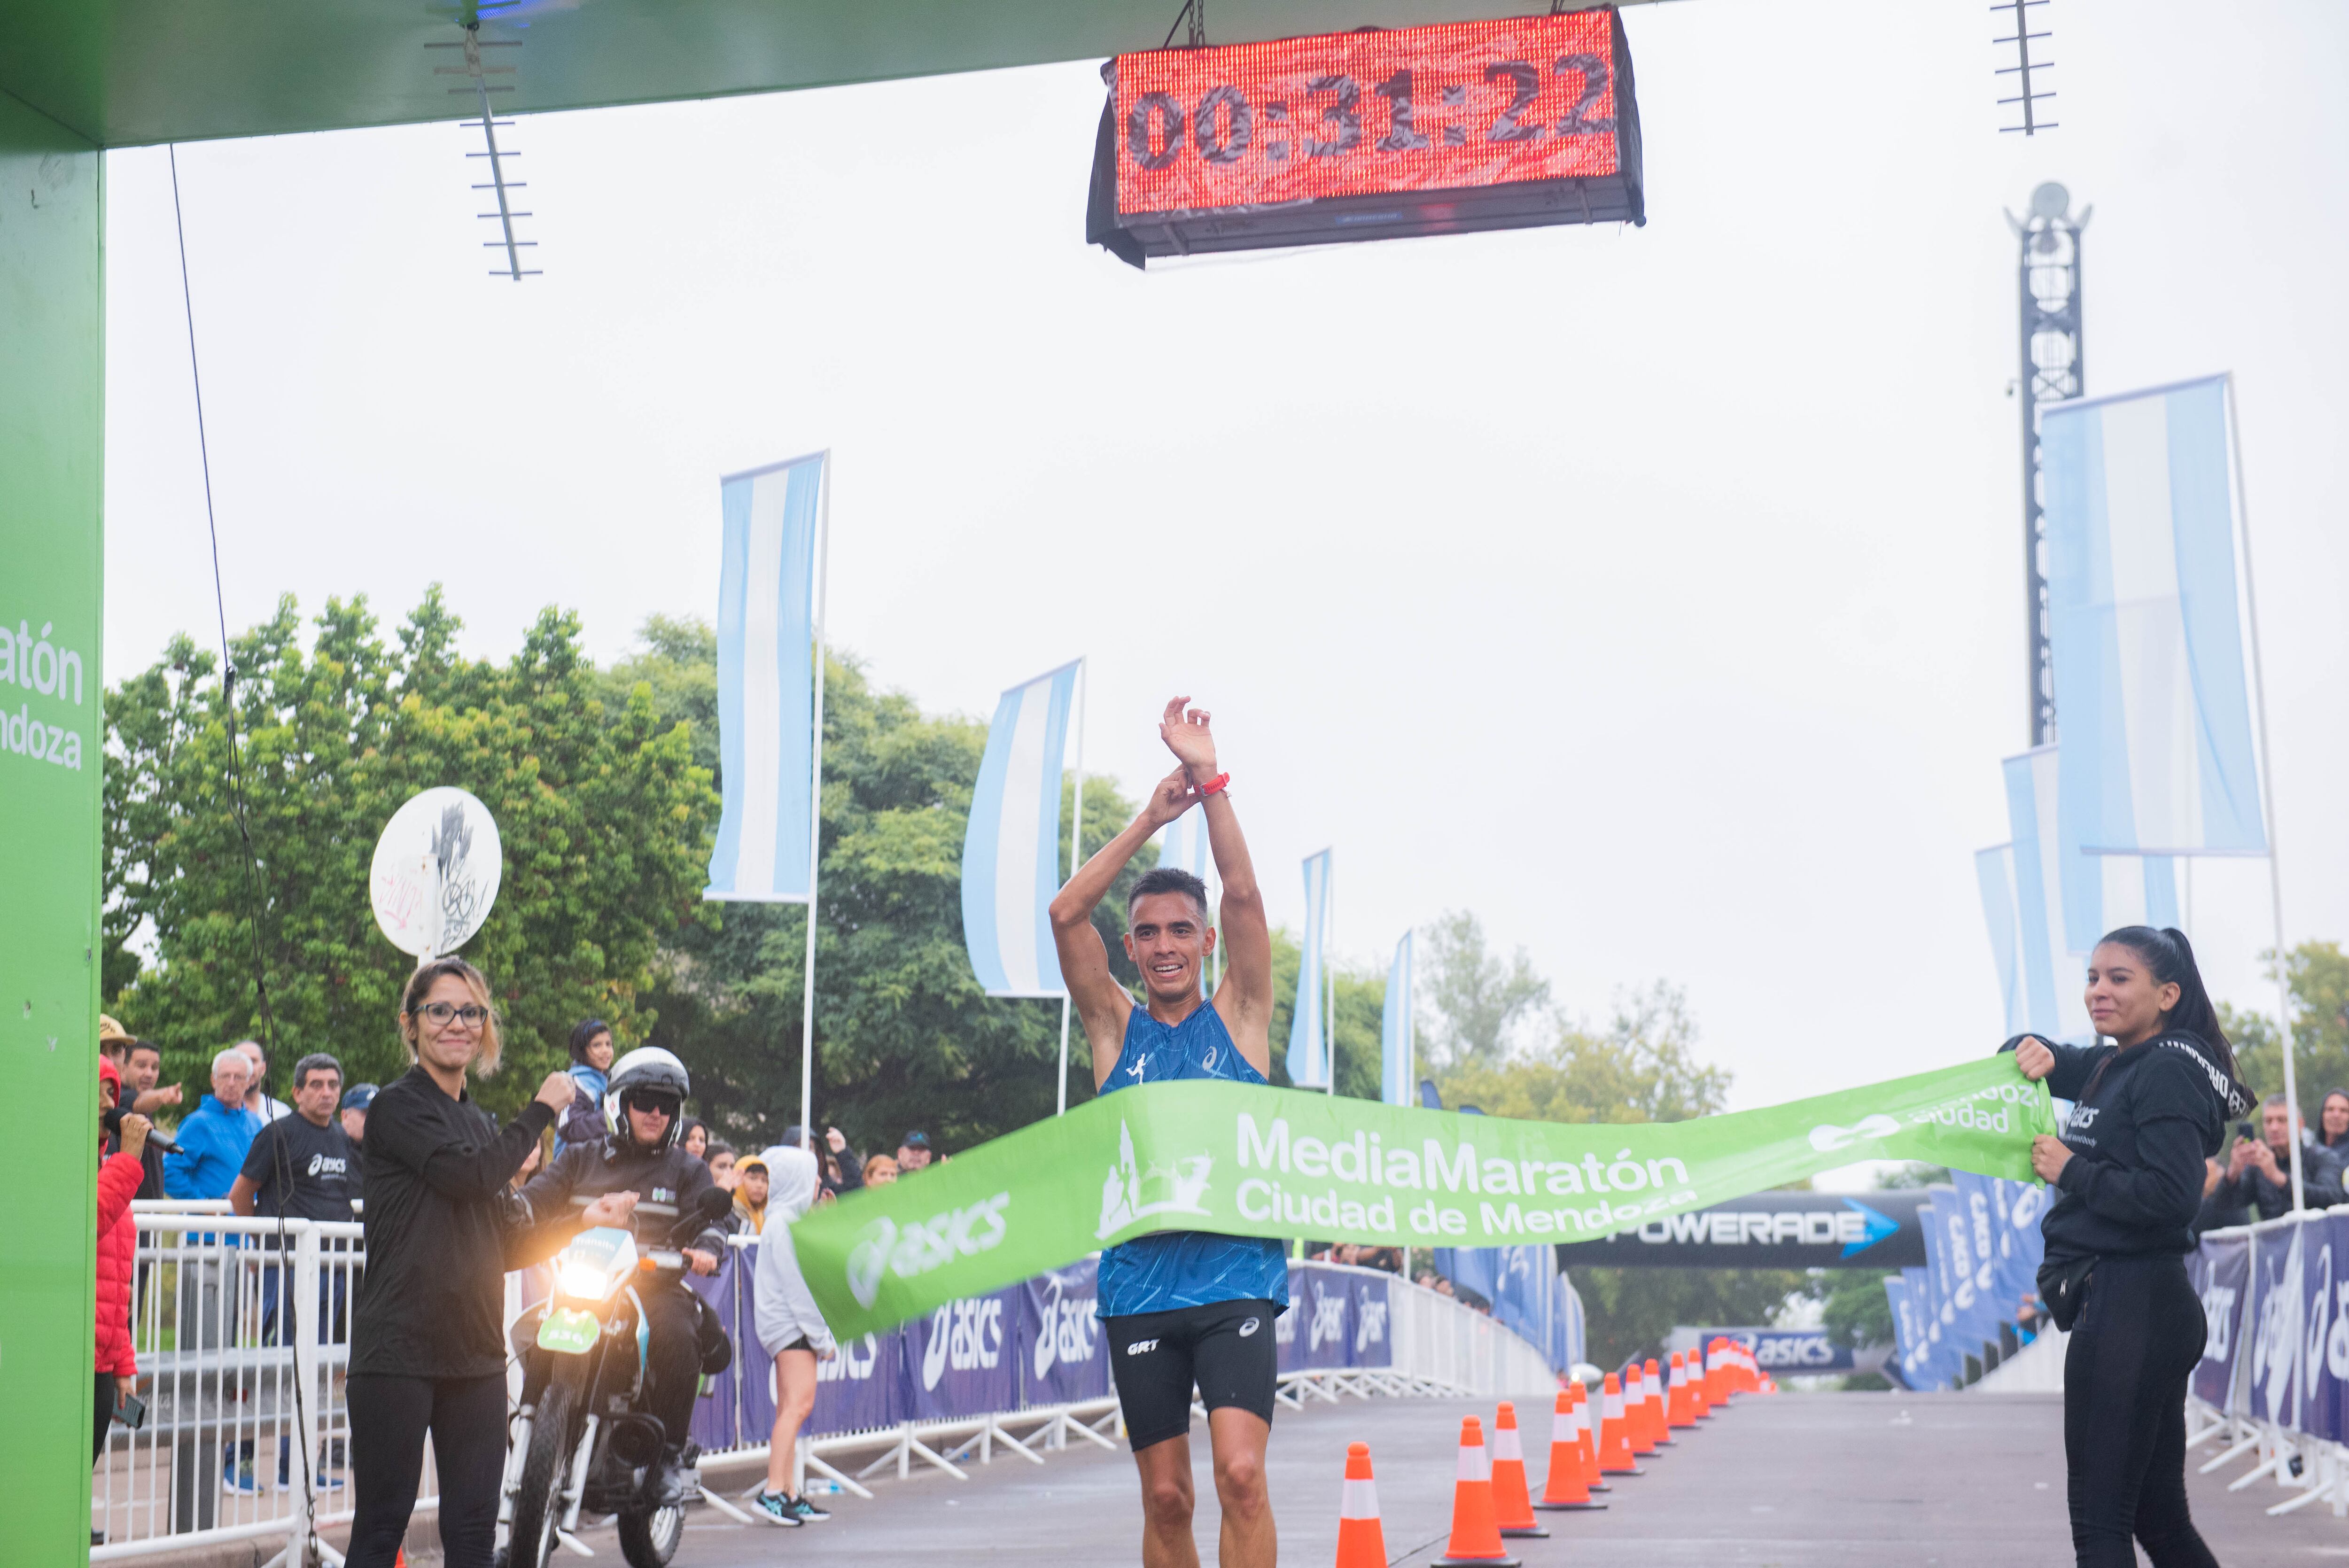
[1050,697,1283,1568]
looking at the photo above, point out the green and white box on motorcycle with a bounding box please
[542,1227,638,1354]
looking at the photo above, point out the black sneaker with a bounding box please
[785,1492,831,1523]
[753,1488,805,1527]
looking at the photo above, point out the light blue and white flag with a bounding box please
[961,660,1081,997]
[707,452,824,902]
[1381,931,1414,1108]
[2041,375,2266,863]
[1974,845,2029,1039]
[1286,849,1333,1088]
[2004,745,2177,1025]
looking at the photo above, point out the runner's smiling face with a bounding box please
[1124,890,1216,1007]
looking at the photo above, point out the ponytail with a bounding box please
[2100,924,2236,1080]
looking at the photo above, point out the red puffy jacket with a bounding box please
[96,1061,143,1378]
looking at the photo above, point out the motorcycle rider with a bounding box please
[511,1047,726,1506]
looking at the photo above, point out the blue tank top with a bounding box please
[1095,1001,1290,1320]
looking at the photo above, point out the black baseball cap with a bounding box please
[341,1083,379,1111]
[902,1130,932,1149]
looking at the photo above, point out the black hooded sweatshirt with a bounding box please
[2005,1031,2254,1268]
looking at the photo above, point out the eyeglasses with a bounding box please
[416,1001,490,1028]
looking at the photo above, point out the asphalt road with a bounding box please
[566,1390,2349,1566]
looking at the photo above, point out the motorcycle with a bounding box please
[498,1188,733,1568]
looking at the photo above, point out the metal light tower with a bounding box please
[2007,181,2088,745]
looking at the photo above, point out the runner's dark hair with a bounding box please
[2098,925,2236,1079]
[568,1017,613,1065]
[1128,865,1210,921]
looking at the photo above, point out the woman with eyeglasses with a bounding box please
[347,958,633,1567]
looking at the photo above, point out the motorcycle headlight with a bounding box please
[559,1257,616,1300]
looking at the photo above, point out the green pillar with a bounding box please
[0,86,104,1565]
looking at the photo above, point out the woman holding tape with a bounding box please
[2007,924,2252,1568]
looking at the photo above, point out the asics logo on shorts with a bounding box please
[1128,1338,1160,1355]
[1239,1318,1260,1337]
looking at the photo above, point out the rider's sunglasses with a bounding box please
[416,1001,490,1028]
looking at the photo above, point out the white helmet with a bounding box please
[602,1046,691,1150]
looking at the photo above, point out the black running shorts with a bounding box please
[1104,1297,1282,1452]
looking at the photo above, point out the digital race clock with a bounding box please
[1086,7,1643,266]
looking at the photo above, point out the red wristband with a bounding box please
[1195,772,1229,798]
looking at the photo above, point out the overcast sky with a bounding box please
[101,0,2349,1108]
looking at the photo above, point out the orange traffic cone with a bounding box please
[1643,1358,1672,1446]
[1488,1403,1549,1539]
[1623,1365,1657,1456]
[1595,1374,1641,1474]
[1573,1382,1610,1492]
[1705,1338,1732,1406]
[1336,1441,1387,1568]
[1736,1342,1758,1394]
[1666,1351,1696,1429]
[1686,1351,1711,1420]
[1534,1388,1605,1511]
[1433,1416,1522,1567]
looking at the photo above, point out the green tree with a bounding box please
[1574,1269,1806,1374]
[1419,909,1550,1069]
[1435,983,1730,1125]
[104,590,718,1112]
[2224,940,2349,1121]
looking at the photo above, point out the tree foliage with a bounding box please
[2225,940,2349,1122]
[103,590,718,1112]
[1418,909,1550,1070]
[1435,983,1731,1126]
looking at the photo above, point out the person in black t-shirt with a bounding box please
[2007,925,2247,1568]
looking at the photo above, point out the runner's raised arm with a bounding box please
[1158,702,1272,1079]
[1048,762,1195,1085]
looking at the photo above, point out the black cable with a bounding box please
[168,142,321,1524]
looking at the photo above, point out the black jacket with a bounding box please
[2010,1032,2254,1268]
[2214,1141,2347,1220]
[513,1135,728,1259]
[351,1068,560,1380]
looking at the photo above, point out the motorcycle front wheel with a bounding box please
[616,1503,685,1568]
[508,1356,588,1568]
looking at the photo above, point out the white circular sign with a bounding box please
[370,786,503,958]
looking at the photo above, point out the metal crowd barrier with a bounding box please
[92,1214,1559,1560]
[2186,1205,2349,1520]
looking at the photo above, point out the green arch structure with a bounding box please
[0,1,1666,1556]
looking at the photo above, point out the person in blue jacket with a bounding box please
[553,1018,614,1157]
[1049,696,1283,1568]
[163,1046,268,1490]
[164,1047,264,1201]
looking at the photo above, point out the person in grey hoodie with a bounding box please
[751,1145,835,1526]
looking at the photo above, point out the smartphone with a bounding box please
[114,1392,147,1431]
[2235,1121,2257,1143]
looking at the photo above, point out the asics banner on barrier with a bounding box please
[788,1057,2054,1338]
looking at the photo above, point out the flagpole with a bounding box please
[798,453,832,1149]
[2227,374,2302,1211]
[1325,854,1337,1098]
[1058,658,1086,1117]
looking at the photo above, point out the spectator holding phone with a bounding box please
[2214,1094,2346,1221]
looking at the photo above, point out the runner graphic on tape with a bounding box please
[1048,696,1283,1568]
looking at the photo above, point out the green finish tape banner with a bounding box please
[792,1055,2053,1338]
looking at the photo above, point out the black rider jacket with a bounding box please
[513,1135,729,1259]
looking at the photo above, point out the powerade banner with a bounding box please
[790,1059,2053,1339]
[1571,1190,1922,1270]
[2189,1234,2248,1410]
